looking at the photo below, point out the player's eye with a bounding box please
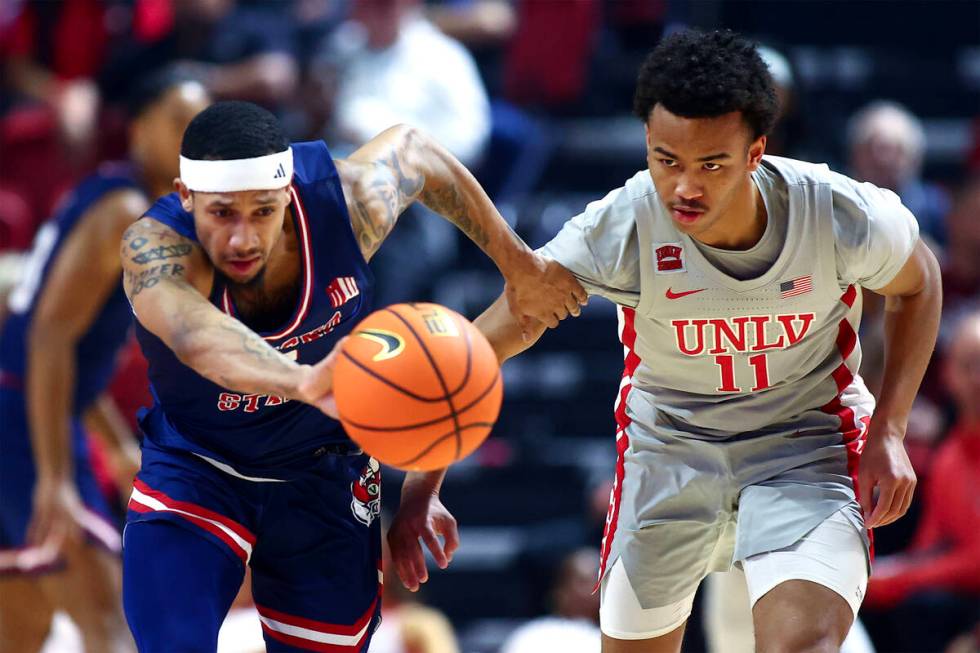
[703,162,722,171]
[255,206,275,217]
[659,158,677,168]
[212,208,232,218]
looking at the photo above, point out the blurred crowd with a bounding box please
[1,1,978,652]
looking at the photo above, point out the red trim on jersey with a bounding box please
[220,184,314,341]
[128,479,256,563]
[596,307,641,591]
[819,285,874,557]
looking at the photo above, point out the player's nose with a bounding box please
[675,174,703,201]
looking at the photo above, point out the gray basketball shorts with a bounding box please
[597,411,871,611]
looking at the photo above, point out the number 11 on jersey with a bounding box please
[714,353,771,393]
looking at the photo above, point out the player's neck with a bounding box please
[695,177,767,250]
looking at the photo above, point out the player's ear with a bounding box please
[175,179,193,212]
[746,135,766,171]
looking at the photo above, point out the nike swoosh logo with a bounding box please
[356,329,406,361]
[665,287,707,299]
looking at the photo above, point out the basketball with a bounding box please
[333,303,503,471]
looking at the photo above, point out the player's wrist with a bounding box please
[401,470,446,501]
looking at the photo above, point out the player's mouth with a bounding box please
[671,206,705,224]
[227,257,260,275]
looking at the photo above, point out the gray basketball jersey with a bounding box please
[540,156,919,437]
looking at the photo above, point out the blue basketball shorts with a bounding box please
[123,437,383,652]
[0,387,119,574]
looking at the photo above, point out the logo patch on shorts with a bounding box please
[351,458,381,526]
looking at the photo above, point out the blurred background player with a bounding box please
[410,29,942,653]
[0,68,209,652]
[119,101,583,652]
[861,311,980,652]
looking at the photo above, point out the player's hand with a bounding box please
[857,426,917,528]
[296,338,346,419]
[504,253,587,339]
[388,484,459,592]
[27,477,84,552]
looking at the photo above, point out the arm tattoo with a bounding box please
[420,185,490,249]
[124,263,186,298]
[131,243,192,264]
[350,151,423,258]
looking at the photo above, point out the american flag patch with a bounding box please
[780,275,813,299]
[326,276,359,308]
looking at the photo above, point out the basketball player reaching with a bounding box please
[385,30,942,653]
[0,70,209,652]
[119,100,584,652]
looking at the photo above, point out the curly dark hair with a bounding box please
[181,101,288,160]
[633,29,779,139]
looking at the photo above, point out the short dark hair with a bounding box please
[180,101,288,160]
[633,29,779,139]
[126,65,200,119]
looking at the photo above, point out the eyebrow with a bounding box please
[653,147,731,162]
[206,195,277,207]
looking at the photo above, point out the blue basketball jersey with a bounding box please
[134,141,374,475]
[0,163,140,413]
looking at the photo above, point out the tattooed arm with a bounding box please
[335,124,587,331]
[121,218,333,408]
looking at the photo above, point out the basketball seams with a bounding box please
[391,418,498,468]
[342,369,501,432]
[445,312,473,396]
[386,306,463,461]
[339,350,447,402]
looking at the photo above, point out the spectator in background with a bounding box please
[1,0,106,162]
[848,101,951,248]
[501,548,601,653]
[317,0,490,165]
[939,176,980,347]
[100,0,298,112]
[313,0,492,306]
[862,311,980,652]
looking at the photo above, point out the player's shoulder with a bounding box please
[290,140,340,188]
[144,192,198,242]
[767,155,909,225]
[581,170,655,225]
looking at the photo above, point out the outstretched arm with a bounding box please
[336,124,586,332]
[121,218,334,410]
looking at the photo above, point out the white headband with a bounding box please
[179,148,293,192]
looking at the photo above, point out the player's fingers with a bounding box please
[314,394,339,420]
[439,517,460,559]
[883,480,916,526]
[857,471,874,523]
[391,537,421,591]
[545,313,559,329]
[868,480,898,528]
[565,297,581,318]
[420,525,448,569]
[573,285,589,305]
[410,538,429,586]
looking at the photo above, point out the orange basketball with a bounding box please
[333,303,503,471]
